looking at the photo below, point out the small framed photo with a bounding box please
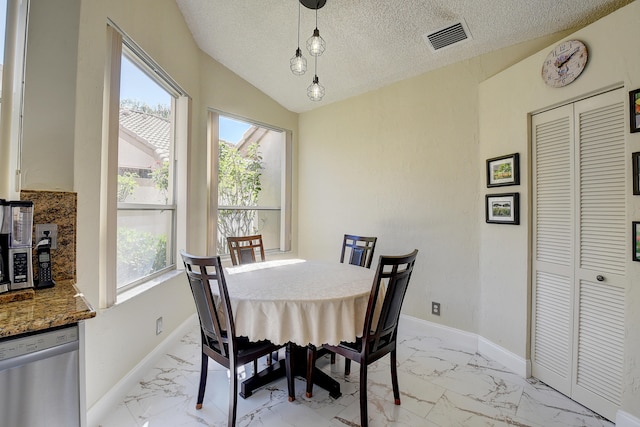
[630,89,640,133]
[486,193,519,225]
[633,222,640,261]
[487,153,520,187]
[633,152,640,195]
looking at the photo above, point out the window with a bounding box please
[208,112,291,256]
[103,22,189,306]
[0,0,28,197]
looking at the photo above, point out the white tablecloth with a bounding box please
[224,259,375,346]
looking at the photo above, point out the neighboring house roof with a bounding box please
[236,125,267,153]
[119,108,170,162]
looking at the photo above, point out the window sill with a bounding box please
[115,269,183,306]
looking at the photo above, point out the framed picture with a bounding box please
[630,89,640,133]
[487,153,520,187]
[633,152,640,195]
[486,193,519,225]
[633,222,640,261]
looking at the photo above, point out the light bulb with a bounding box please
[290,48,307,75]
[306,28,325,57]
[307,75,325,101]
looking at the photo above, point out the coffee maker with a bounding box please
[0,200,34,291]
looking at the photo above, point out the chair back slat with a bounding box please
[181,251,236,358]
[239,247,257,264]
[340,234,377,269]
[362,250,418,355]
[227,235,266,266]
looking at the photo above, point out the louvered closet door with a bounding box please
[531,88,625,421]
[532,104,575,396]
[571,90,625,419]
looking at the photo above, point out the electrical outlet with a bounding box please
[156,317,163,335]
[35,223,58,249]
[432,301,441,316]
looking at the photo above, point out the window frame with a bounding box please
[102,21,189,307]
[207,109,292,257]
[0,0,29,198]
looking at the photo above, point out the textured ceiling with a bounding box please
[176,0,632,113]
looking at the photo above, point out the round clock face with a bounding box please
[541,40,588,88]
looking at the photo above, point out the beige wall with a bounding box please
[478,1,640,418]
[21,0,79,190]
[297,33,570,334]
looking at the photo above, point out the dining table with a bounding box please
[223,258,376,401]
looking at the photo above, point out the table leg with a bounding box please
[239,358,286,399]
[285,343,342,401]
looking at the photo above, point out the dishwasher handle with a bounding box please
[0,340,79,371]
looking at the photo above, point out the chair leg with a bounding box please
[196,352,208,410]
[285,343,296,401]
[228,360,238,427]
[306,345,316,398]
[359,362,369,427]
[330,352,336,364]
[344,358,351,376]
[390,349,401,405]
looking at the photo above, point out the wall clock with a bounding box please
[541,40,588,88]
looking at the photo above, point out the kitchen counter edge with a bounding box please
[0,281,96,339]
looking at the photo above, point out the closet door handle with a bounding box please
[596,275,605,282]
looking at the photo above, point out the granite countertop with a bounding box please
[0,281,95,339]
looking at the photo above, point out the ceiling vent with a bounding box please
[423,20,471,52]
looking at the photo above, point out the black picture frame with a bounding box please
[633,222,640,261]
[633,152,640,195]
[485,193,519,225]
[630,89,640,133]
[486,153,520,187]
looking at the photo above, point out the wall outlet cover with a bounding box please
[35,223,58,249]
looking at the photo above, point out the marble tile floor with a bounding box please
[98,317,613,427]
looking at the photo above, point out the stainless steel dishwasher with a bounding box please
[0,324,81,427]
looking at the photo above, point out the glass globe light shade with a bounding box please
[290,48,307,75]
[306,28,325,57]
[307,75,325,101]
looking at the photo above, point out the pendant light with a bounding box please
[295,0,327,101]
[306,6,325,57]
[289,1,307,75]
[307,56,325,101]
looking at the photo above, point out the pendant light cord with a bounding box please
[297,2,301,47]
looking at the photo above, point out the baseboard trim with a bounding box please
[617,410,640,427]
[399,314,478,353]
[86,313,196,427]
[477,336,530,377]
[400,314,530,377]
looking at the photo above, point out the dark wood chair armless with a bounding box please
[309,249,418,427]
[181,251,281,427]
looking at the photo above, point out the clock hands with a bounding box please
[555,47,580,69]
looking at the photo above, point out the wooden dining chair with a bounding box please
[340,234,378,268]
[227,234,280,367]
[227,234,265,266]
[321,234,378,365]
[309,249,419,427]
[180,251,281,427]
